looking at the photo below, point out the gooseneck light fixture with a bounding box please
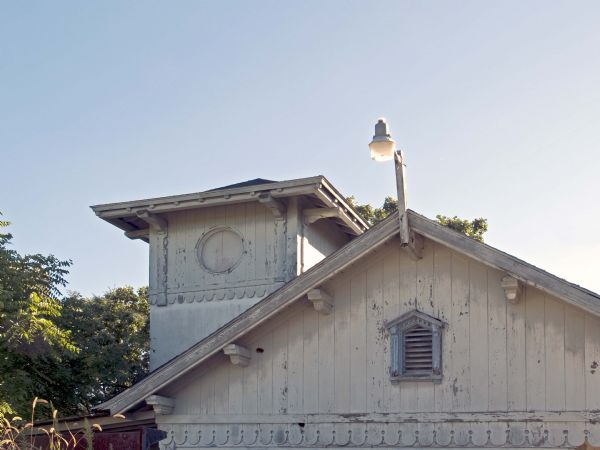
[369,118,411,248]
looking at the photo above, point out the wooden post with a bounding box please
[394,150,423,260]
[394,150,410,246]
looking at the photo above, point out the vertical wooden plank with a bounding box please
[287,309,304,413]
[228,360,244,414]
[350,270,367,412]
[416,242,435,412]
[525,287,546,410]
[451,253,470,411]
[334,276,351,413]
[469,261,488,411]
[382,247,401,413]
[565,306,585,410]
[303,306,319,413]
[318,299,335,413]
[200,374,215,415]
[255,203,267,281]
[242,342,258,414]
[213,362,230,414]
[366,261,384,412]
[257,331,273,414]
[433,243,452,412]
[244,202,256,282]
[399,251,418,412]
[506,285,526,411]
[545,296,565,410]
[487,268,507,411]
[585,313,600,410]
[272,324,289,414]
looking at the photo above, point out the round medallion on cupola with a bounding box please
[197,227,245,273]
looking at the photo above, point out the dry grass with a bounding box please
[0,398,100,450]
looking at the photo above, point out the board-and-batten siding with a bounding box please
[172,238,600,415]
[301,220,350,274]
[166,203,282,296]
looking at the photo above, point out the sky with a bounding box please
[1,1,599,296]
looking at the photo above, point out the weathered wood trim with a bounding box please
[124,228,149,240]
[408,211,600,316]
[223,344,251,367]
[307,288,333,314]
[258,193,286,219]
[139,211,169,307]
[91,176,367,236]
[303,207,341,225]
[145,395,174,415]
[92,177,323,216]
[314,188,365,235]
[136,210,167,232]
[155,411,600,424]
[96,216,398,414]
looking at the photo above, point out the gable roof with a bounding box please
[91,175,369,239]
[96,210,600,414]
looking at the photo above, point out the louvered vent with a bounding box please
[403,325,433,373]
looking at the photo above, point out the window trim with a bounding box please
[386,309,444,384]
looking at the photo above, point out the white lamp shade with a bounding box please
[369,118,396,161]
[369,139,395,161]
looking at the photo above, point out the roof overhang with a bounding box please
[91,176,368,240]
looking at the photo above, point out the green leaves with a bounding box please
[347,197,489,242]
[435,215,488,242]
[0,213,149,418]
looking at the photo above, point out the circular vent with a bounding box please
[197,227,245,273]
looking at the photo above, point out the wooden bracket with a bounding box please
[258,193,286,219]
[501,275,521,304]
[145,395,175,415]
[136,210,168,232]
[402,230,424,261]
[303,207,341,225]
[307,288,333,315]
[125,228,149,240]
[223,344,251,367]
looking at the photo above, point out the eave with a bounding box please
[90,176,369,241]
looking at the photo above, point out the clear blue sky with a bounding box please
[1,1,599,296]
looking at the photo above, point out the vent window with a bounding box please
[386,310,443,383]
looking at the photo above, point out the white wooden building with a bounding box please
[91,160,600,449]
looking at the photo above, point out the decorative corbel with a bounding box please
[223,344,251,367]
[124,228,149,240]
[136,209,168,306]
[258,193,286,219]
[145,395,175,415]
[136,210,168,232]
[307,288,333,315]
[501,275,521,304]
[303,207,341,225]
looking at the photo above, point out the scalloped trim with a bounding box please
[149,283,284,305]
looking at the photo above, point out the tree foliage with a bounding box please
[0,215,150,417]
[55,287,149,414]
[435,215,488,242]
[347,197,488,242]
[0,214,74,418]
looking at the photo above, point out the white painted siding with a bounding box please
[149,201,352,369]
[172,238,600,415]
[302,220,349,273]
